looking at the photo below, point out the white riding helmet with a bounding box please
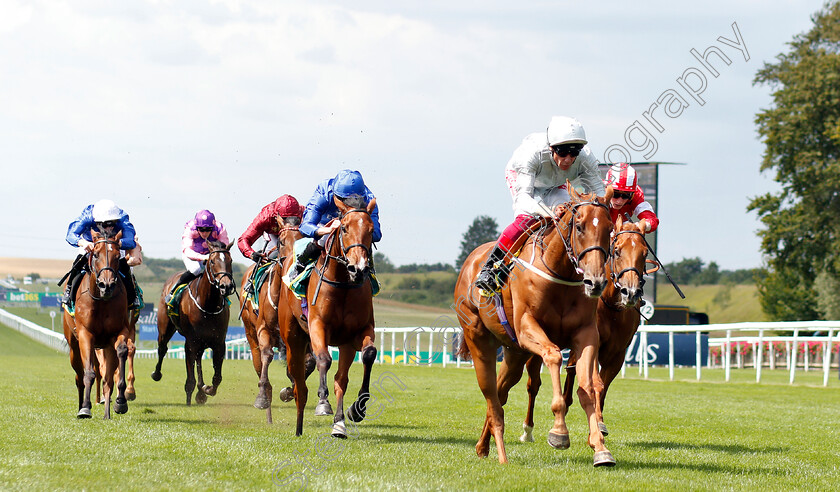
[546,116,587,146]
[92,199,121,222]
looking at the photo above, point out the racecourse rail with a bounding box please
[2,308,838,386]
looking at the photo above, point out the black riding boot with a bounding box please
[288,241,323,280]
[474,244,508,295]
[165,271,197,304]
[119,259,139,308]
[61,255,86,306]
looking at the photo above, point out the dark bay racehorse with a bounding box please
[62,231,131,419]
[520,217,657,441]
[152,241,236,405]
[453,184,616,466]
[281,196,378,437]
[242,221,315,424]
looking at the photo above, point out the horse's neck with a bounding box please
[320,234,348,281]
[194,271,218,303]
[527,220,577,278]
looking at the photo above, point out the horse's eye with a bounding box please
[341,225,347,233]
[575,223,583,234]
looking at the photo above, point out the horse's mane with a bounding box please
[339,194,366,209]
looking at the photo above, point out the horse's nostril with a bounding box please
[583,279,593,287]
[621,287,629,296]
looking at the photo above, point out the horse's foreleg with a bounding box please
[101,347,118,420]
[184,342,197,405]
[574,336,614,467]
[310,326,333,417]
[285,330,310,436]
[77,331,96,419]
[152,317,176,382]
[521,355,543,442]
[346,334,377,424]
[330,344,356,438]
[194,347,208,405]
[114,337,129,415]
[203,341,224,397]
[125,327,136,401]
[254,324,274,412]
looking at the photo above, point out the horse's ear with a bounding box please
[226,239,235,252]
[566,179,579,201]
[604,185,614,203]
[616,214,624,230]
[366,197,377,214]
[91,230,102,241]
[333,195,349,213]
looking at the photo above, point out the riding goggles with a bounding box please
[613,191,634,200]
[197,227,214,232]
[550,144,583,158]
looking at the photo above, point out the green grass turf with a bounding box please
[1,323,839,491]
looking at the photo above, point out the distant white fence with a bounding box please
[2,308,838,386]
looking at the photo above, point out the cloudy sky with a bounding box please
[0,0,821,270]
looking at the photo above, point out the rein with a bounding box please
[186,248,234,315]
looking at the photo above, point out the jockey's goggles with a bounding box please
[197,227,213,232]
[97,220,118,229]
[550,144,582,158]
[613,191,634,200]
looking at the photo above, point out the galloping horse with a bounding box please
[152,241,236,405]
[453,184,615,466]
[242,220,315,423]
[62,230,131,419]
[281,196,378,437]
[520,217,657,441]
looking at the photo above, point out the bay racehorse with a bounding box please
[241,219,315,423]
[281,196,378,437]
[151,241,236,405]
[62,230,131,419]
[520,217,658,441]
[453,184,615,466]
[95,316,137,404]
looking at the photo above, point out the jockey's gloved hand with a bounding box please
[250,252,263,262]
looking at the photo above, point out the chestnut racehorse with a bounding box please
[520,217,658,441]
[62,230,131,419]
[242,220,315,424]
[281,196,378,437]
[453,185,615,466]
[151,241,236,405]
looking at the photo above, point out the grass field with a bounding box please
[2,323,839,491]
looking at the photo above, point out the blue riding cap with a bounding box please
[334,169,366,198]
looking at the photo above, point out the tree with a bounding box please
[748,2,840,320]
[456,215,500,269]
[374,252,395,273]
[663,257,705,284]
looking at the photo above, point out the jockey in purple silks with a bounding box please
[164,209,231,305]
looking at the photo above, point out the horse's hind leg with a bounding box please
[285,333,310,436]
[520,355,543,442]
[125,324,137,401]
[254,323,275,412]
[184,342,198,405]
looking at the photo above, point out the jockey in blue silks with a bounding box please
[285,169,382,283]
[62,199,144,308]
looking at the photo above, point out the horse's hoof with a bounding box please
[77,408,92,419]
[202,385,217,396]
[314,401,333,416]
[114,400,128,415]
[254,395,271,410]
[598,422,609,437]
[593,450,616,467]
[346,400,366,423]
[151,371,162,382]
[98,398,106,405]
[126,391,136,401]
[279,387,294,403]
[520,424,534,443]
[331,421,347,438]
[195,392,207,405]
[547,432,570,449]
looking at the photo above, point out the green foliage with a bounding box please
[395,262,454,274]
[661,257,755,286]
[750,2,840,320]
[377,271,457,308]
[373,252,395,273]
[456,215,499,269]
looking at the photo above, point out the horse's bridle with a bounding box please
[539,199,610,278]
[187,247,235,315]
[609,229,647,290]
[325,208,373,270]
[87,238,121,299]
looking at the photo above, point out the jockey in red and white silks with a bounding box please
[603,163,659,233]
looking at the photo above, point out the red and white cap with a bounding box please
[605,163,637,194]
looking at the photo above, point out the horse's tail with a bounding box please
[456,332,472,361]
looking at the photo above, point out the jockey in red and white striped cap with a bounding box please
[604,163,659,233]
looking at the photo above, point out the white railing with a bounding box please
[3,307,839,386]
